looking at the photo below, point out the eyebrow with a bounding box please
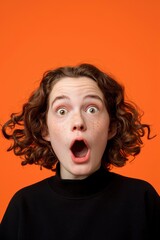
[51,94,103,106]
[84,94,103,103]
[51,95,70,106]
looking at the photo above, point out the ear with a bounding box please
[108,123,117,140]
[43,134,50,141]
[41,128,51,141]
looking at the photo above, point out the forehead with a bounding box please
[49,77,104,99]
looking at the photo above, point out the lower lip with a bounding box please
[70,149,90,164]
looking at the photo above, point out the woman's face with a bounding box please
[45,76,113,179]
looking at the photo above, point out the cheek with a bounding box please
[47,122,68,145]
[91,120,110,148]
[92,118,109,132]
[48,128,63,153]
[94,120,103,129]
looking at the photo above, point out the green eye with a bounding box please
[87,106,98,114]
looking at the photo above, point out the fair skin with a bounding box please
[45,77,114,180]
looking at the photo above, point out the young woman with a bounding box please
[1,63,160,240]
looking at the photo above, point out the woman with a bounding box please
[1,63,160,239]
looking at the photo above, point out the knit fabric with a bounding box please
[1,165,160,240]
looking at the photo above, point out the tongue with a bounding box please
[71,141,88,158]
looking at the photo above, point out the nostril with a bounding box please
[73,125,84,131]
[73,124,85,131]
[80,125,84,130]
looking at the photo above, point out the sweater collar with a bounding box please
[48,163,111,198]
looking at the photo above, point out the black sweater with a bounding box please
[1,166,160,240]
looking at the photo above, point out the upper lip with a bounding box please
[70,137,89,150]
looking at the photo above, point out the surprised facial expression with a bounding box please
[45,77,112,179]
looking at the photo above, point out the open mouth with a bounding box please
[70,140,89,158]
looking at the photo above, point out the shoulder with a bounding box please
[8,176,54,206]
[0,176,54,228]
[108,171,160,202]
[109,171,158,192]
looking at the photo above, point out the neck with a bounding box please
[60,164,101,180]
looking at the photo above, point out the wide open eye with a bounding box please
[86,106,98,114]
[57,108,68,116]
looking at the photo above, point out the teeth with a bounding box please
[71,140,88,158]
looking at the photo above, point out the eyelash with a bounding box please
[86,106,99,114]
[55,105,99,116]
[57,108,68,116]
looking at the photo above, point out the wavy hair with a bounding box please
[2,63,152,171]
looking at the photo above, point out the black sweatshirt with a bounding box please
[1,165,160,240]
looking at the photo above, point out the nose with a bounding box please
[71,112,87,132]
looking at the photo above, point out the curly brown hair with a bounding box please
[2,63,152,171]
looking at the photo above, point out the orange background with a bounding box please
[0,0,159,221]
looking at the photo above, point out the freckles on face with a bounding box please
[45,76,110,179]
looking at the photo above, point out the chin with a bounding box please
[70,163,99,179]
